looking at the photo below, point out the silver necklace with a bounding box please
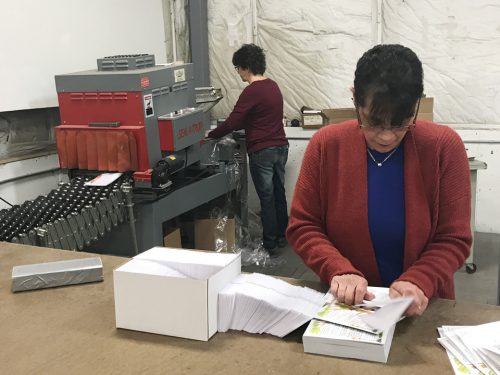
[366,146,399,167]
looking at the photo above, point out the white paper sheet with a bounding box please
[84,173,122,187]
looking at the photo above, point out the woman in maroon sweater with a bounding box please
[287,45,471,317]
[208,44,289,252]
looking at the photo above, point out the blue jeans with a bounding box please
[248,145,289,249]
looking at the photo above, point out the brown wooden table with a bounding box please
[1,242,499,375]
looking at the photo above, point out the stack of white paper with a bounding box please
[133,246,231,279]
[302,287,412,363]
[218,273,326,337]
[438,321,500,375]
[116,258,188,278]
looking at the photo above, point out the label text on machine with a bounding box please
[177,122,203,139]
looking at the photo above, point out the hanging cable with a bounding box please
[0,196,13,207]
[171,0,178,62]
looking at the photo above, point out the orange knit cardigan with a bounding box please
[286,120,472,299]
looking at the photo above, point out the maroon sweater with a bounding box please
[286,120,472,299]
[207,78,288,154]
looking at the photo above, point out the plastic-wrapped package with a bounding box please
[210,206,236,253]
[208,202,286,267]
[235,210,287,268]
[206,136,287,268]
[12,257,103,292]
[207,135,238,166]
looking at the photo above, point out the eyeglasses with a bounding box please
[359,122,415,133]
[356,98,420,134]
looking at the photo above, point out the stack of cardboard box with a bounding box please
[301,107,356,129]
[163,218,235,252]
[322,108,357,126]
[300,96,434,129]
[417,97,434,121]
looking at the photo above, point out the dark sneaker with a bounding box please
[277,237,287,248]
[266,247,281,258]
[263,243,278,258]
[263,242,277,251]
[263,245,276,252]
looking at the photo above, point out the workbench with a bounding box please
[1,242,499,375]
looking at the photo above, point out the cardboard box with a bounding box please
[416,112,433,121]
[417,97,434,121]
[301,112,325,128]
[418,97,434,113]
[301,108,357,129]
[163,227,182,248]
[114,247,241,341]
[322,108,357,125]
[195,218,235,252]
[302,97,433,128]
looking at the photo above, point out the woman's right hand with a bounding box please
[330,274,374,305]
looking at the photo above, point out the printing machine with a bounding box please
[56,54,214,188]
[0,54,244,256]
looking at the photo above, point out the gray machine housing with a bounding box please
[53,54,244,256]
[55,59,202,170]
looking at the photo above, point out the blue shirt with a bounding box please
[367,145,405,287]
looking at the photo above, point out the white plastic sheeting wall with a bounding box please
[207,0,500,233]
[207,0,500,124]
[381,1,500,124]
[208,0,374,121]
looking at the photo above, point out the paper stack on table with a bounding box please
[84,173,122,187]
[302,287,412,363]
[217,273,326,337]
[438,321,500,375]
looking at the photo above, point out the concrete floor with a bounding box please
[454,232,500,305]
[242,232,500,306]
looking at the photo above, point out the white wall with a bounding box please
[0,155,68,210]
[0,0,167,111]
[454,125,500,233]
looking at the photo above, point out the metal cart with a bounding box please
[466,159,487,274]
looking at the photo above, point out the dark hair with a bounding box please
[354,44,424,127]
[232,44,266,75]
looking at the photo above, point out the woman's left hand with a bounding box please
[389,281,429,317]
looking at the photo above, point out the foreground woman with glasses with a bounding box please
[287,44,471,317]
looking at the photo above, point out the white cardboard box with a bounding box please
[113,247,241,341]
